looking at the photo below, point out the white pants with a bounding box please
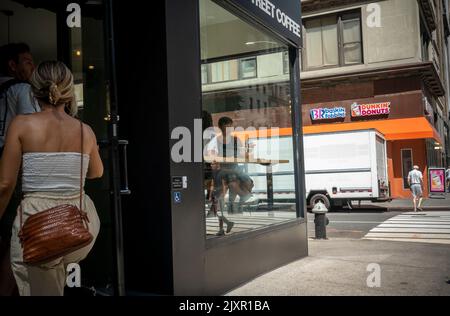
[10,192,100,296]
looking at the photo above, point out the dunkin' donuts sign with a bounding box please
[351,102,391,117]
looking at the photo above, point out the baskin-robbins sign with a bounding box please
[223,0,302,47]
[351,102,391,117]
[310,107,346,121]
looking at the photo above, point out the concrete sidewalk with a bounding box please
[357,193,450,211]
[226,238,450,296]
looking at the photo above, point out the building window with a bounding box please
[341,12,362,64]
[240,58,257,79]
[303,11,362,70]
[401,149,414,189]
[201,64,208,85]
[210,59,239,83]
[421,21,431,61]
[201,57,257,84]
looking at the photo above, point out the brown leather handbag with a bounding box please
[18,121,93,265]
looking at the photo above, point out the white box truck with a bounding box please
[246,129,390,210]
[303,129,390,209]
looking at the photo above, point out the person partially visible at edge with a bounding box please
[408,165,424,212]
[446,166,450,193]
[0,61,103,296]
[0,43,39,296]
[0,43,40,151]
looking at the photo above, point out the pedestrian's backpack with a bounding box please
[0,79,27,138]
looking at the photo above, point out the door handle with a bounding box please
[98,139,131,195]
[118,140,131,195]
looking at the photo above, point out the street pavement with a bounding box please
[227,203,450,296]
[226,238,450,296]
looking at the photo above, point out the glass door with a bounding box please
[58,0,125,295]
[63,3,113,294]
[0,0,125,295]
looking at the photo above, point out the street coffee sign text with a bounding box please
[310,107,346,120]
[226,0,302,47]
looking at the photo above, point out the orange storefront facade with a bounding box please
[302,80,445,199]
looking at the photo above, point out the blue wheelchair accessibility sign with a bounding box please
[173,192,182,204]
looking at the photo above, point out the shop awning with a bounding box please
[302,117,443,144]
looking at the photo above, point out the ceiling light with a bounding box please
[245,41,279,46]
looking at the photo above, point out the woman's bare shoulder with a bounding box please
[81,122,97,139]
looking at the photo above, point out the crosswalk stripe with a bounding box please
[371,228,450,233]
[379,224,450,229]
[365,233,450,239]
[363,211,450,244]
[385,220,450,223]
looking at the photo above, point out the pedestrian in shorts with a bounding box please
[408,165,424,212]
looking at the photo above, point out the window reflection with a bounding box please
[71,27,84,109]
[200,0,299,239]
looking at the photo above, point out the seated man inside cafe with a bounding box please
[206,116,258,213]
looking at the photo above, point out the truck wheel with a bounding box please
[310,194,331,210]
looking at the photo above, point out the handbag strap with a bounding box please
[19,120,87,231]
[79,119,84,212]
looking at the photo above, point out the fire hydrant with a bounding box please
[312,201,329,239]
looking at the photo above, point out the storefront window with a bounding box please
[200,0,298,238]
[426,139,444,168]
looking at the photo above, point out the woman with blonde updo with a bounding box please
[0,61,103,296]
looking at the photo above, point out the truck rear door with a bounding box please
[375,135,389,198]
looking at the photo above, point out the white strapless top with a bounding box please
[22,152,90,192]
